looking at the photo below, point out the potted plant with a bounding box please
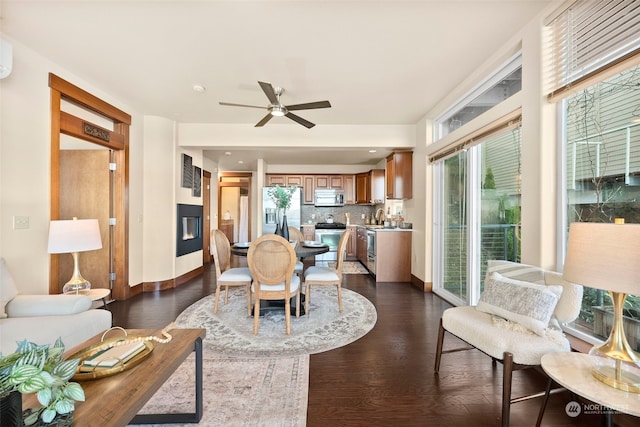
[0,338,85,426]
[267,185,297,240]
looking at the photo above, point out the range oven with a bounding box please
[314,222,347,263]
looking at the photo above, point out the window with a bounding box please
[435,54,521,141]
[561,65,640,350]
[434,125,522,305]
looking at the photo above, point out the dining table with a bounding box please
[230,241,330,258]
[230,240,330,316]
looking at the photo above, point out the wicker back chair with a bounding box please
[247,234,300,335]
[211,229,252,314]
[303,230,350,314]
[288,226,305,242]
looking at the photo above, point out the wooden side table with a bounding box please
[538,352,640,426]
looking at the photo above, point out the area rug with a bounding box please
[131,353,308,427]
[327,261,369,274]
[174,287,377,358]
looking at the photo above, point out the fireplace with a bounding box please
[176,204,203,256]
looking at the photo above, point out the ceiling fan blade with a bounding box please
[285,112,315,129]
[255,113,274,127]
[285,101,332,111]
[219,102,267,109]
[258,81,279,105]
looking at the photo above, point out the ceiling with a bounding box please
[0,0,557,170]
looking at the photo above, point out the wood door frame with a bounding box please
[218,172,252,242]
[49,73,132,300]
[202,170,212,264]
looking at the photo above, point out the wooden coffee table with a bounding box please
[23,328,205,426]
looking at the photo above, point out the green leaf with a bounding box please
[11,365,41,384]
[52,359,80,381]
[37,387,52,406]
[23,409,41,426]
[64,382,85,401]
[41,408,57,424]
[55,398,75,414]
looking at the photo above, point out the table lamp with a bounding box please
[48,218,102,294]
[563,221,640,393]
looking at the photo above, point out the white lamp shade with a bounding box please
[48,219,102,254]
[563,222,640,295]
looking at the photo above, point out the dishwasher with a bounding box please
[366,230,376,274]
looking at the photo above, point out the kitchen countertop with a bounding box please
[359,225,413,231]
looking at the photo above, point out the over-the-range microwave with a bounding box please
[314,189,345,207]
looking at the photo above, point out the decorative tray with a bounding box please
[68,327,154,381]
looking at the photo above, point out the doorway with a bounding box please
[49,74,131,300]
[218,173,252,244]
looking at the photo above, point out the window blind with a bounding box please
[546,0,640,101]
[429,110,522,163]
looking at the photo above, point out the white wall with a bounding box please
[0,37,145,294]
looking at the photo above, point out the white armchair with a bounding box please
[434,260,583,427]
[0,258,112,355]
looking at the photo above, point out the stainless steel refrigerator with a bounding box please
[262,187,301,234]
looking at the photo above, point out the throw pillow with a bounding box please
[0,258,19,318]
[477,271,562,336]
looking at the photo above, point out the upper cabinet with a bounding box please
[266,174,355,205]
[355,169,384,204]
[266,175,302,187]
[386,152,413,199]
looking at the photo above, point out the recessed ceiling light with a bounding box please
[224,152,232,156]
[192,84,206,93]
[238,160,244,164]
[369,150,377,153]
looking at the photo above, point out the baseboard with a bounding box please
[411,274,432,292]
[140,266,205,292]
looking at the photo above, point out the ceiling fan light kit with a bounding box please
[220,81,331,128]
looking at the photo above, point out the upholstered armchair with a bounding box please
[434,260,583,427]
[0,258,112,355]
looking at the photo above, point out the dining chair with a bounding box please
[303,230,349,314]
[247,234,301,335]
[210,229,252,315]
[288,226,305,277]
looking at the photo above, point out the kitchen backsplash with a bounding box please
[301,204,384,226]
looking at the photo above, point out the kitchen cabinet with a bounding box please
[346,225,357,260]
[301,224,315,241]
[315,175,344,189]
[303,175,315,204]
[343,175,355,205]
[386,152,413,199]
[355,169,384,204]
[373,230,412,282]
[356,226,368,264]
[266,174,302,187]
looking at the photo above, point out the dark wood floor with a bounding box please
[109,264,638,427]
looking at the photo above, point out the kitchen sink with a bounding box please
[365,225,385,229]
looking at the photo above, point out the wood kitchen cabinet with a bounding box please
[355,169,384,204]
[266,174,302,187]
[301,224,315,241]
[219,219,234,244]
[346,225,357,260]
[315,175,344,189]
[386,152,413,199]
[343,175,355,205]
[303,175,315,204]
[374,230,412,282]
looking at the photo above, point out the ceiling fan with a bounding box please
[219,81,331,129]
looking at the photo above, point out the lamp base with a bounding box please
[590,345,640,393]
[63,280,91,294]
